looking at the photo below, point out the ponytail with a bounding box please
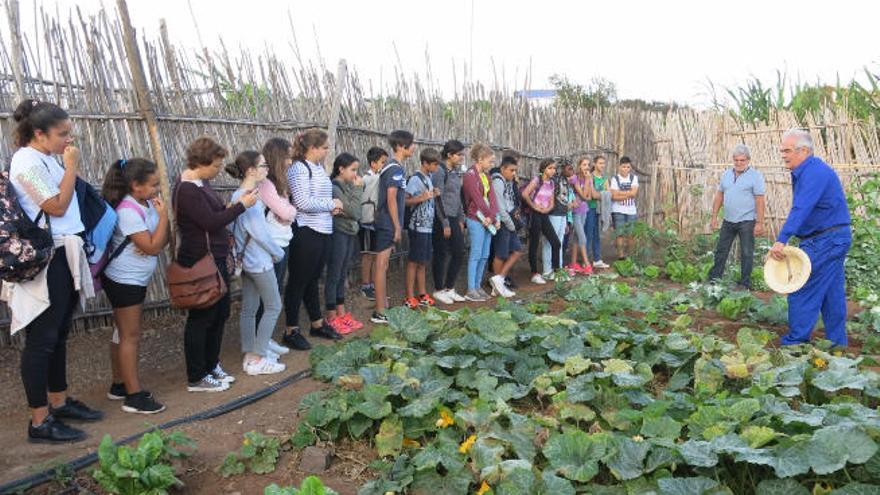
[225,150,262,181]
[101,158,158,207]
[291,128,328,162]
[12,99,69,148]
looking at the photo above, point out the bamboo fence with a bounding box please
[0,1,878,345]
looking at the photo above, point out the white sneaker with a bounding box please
[594,260,610,269]
[464,289,487,302]
[433,289,455,305]
[490,275,514,298]
[244,357,286,376]
[268,339,290,355]
[211,364,235,384]
[448,290,466,302]
[265,349,280,361]
[531,274,547,285]
[187,375,229,393]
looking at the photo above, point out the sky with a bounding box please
[6,0,879,107]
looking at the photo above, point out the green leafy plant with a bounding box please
[264,476,339,495]
[613,258,638,277]
[92,430,194,495]
[218,431,282,477]
[716,294,755,320]
[642,265,661,279]
[666,260,701,284]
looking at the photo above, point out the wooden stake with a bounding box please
[115,0,176,254]
[325,59,347,174]
[5,0,25,102]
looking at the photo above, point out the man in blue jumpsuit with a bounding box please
[770,129,851,346]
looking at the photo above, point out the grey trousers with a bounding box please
[240,269,282,356]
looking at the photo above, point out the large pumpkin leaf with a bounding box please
[542,430,608,482]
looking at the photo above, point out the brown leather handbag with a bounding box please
[166,185,227,309]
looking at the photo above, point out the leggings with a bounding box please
[285,226,331,327]
[572,211,587,245]
[240,269,282,356]
[21,247,77,408]
[528,213,561,274]
[183,259,231,383]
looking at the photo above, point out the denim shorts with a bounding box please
[493,228,522,260]
[611,212,637,235]
[408,231,433,263]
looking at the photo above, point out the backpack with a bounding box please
[554,175,572,209]
[360,163,395,225]
[76,177,118,264]
[404,171,430,230]
[89,199,146,292]
[0,171,54,283]
[613,174,635,191]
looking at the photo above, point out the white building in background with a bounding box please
[514,89,558,106]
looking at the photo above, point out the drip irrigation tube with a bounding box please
[0,368,312,495]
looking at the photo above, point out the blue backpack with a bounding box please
[75,178,117,264]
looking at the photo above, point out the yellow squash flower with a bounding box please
[476,481,491,495]
[813,357,827,369]
[435,410,455,428]
[402,437,420,448]
[459,434,477,454]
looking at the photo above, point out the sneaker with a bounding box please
[49,398,104,422]
[28,415,86,444]
[433,289,455,305]
[107,382,127,401]
[282,329,312,350]
[122,391,165,414]
[371,311,389,324]
[504,277,518,290]
[404,297,420,309]
[361,285,376,301]
[448,289,467,302]
[310,322,342,340]
[342,312,364,331]
[328,315,351,334]
[418,294,435,307]
[244,357,286,376]
[477,288,492,300]
[582,264,594,275]
[567,263,583,274]
[594,260,610,269]
[266,349,281,361]
[531,274,547,285]
[489,274,514,298]
[268,339,290,355]
[187,375,229,393]
[464,289,487,302]
[211,364,235,384]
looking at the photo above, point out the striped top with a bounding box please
[288,160,335,234]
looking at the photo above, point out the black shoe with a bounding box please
[361,285,376,301]
[49,398,104,422]
[371,312,389,324]
[282,330,312,350]
[122,391,165,414]
[107,383,126,401]
[310,322,342,340]
[505,276,518,290]
[28,415,86,444]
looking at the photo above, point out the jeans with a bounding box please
[20,247,77,408]
[585,209,601,262]
[543,215,567,275]
[466,217,492,291]
[708,220,756,287]
[432,216,465,291]
[782,227,852,346]
[240,269,282,356]
[285,226,331,327]
[184,259,231,383]
[528,213,561,274]
[572,211,587,246]
[324,231,357,310]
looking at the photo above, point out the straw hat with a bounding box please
[763,246,812,294]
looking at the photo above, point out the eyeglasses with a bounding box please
[257,163,270,169]
[780,148,795,153]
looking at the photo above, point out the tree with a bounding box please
[549,74,618,110]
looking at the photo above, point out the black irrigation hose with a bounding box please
[0,368,312,495]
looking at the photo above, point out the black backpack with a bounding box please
[0,171,54,283]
